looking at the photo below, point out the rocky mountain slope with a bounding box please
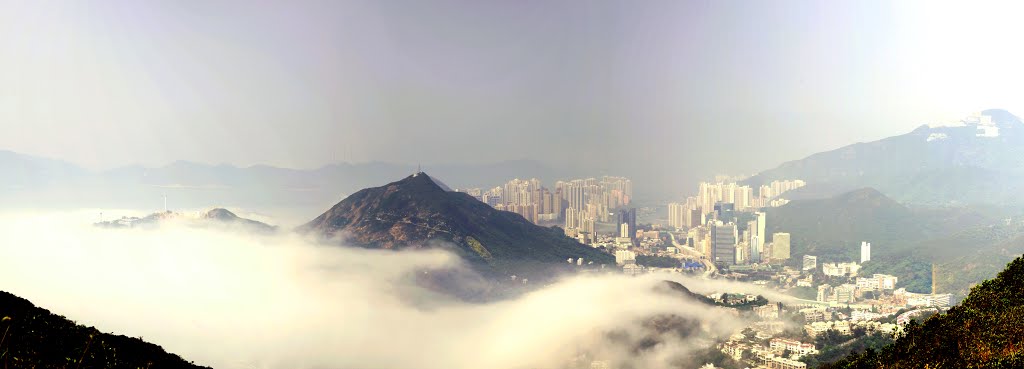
[298,172,613,280]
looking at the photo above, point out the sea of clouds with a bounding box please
[0,210,784,369]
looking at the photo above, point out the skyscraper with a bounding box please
[861,241,871,263]
[668,202,688,229]
[771,232,791,260]
[754,212,766,249]
[617,208,637,241]
[711,222,737,265]
[749,234,760,263]
[747,211,766,263]
[564,180,587,212]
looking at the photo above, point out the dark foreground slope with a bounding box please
[299,172,613,280]
[822,256,1024,368]
[0,291,208,369]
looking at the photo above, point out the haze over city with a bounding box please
[3,1,1024,369]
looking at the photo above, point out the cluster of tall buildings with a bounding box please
[558,177,632,235]
[684,215,789,266]
[492,178,563,224]
[662,178,804,267]
[667,179,805,230]
[457,176,633,236]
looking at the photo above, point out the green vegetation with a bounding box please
[802,330,894,368]
[688,346,744,369]
[635,255,681,268]
[820,256,1024,368]
[722,295,769,310]
[788,286,817,300]
[465,236,493,261]
[766,187,1024,297]
[766,188,988,262]
[859,258,932,293]
[0,291,207,369]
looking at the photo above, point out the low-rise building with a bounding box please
[907,293,952,308]
[720,342,746,361]
[769,338,818,357]
[801,308,828,323]
[760,354,808,369]
[822,262,861,277]
[834,284,857,304]
[796,274,813,287]
[622,263,645,276]
[805,320,851,337]
[850,309,883,321]
[816,285,832,303]
[754,304,781,320]
[856,274,899,291]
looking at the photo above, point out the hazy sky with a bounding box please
[2,1,1024,177]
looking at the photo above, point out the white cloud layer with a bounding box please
[0,211,757,369]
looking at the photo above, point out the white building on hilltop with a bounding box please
[861,241,871,263]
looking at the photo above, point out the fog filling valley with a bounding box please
[0,211,773,369]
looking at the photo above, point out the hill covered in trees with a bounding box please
[0,291,207,369]
[766,187,1024,296]
[821,256,1024,368]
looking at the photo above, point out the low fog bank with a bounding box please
[0,211,759,369]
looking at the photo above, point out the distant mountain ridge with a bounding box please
[0,150,86,189]
[95,208,276,233]
[746,109,1024,205]
[0,151,579,209]
[299,172,613,280]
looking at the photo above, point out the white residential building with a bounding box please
[861,241,871,263]
[615,250,636,265]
